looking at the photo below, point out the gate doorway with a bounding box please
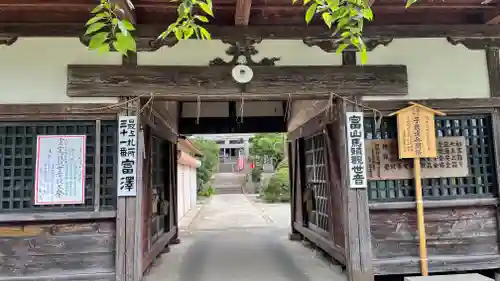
[133,97,353,281]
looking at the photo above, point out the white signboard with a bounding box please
[346,112,367,188]
[34,135,86,205]
[118,116,138,197]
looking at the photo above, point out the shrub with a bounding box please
[261,163,290,203]
[198,185,216,197]
[190,138,219,185]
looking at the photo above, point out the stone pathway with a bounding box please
[144,194,347,281]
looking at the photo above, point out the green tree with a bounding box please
[86,0,418,63]
[190,138,219,185]
[261,161,290,203]
[249,133,286,169]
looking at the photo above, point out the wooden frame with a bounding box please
[287,97,500,281]
[66,65,408,100]
[0,103,119,281]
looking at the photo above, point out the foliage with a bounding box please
[197,184,216,197]
[261,162,290,203]
[190,138,219,185]
[158,0,214,41]
[276,158,288,170]
[86,0,418,63]
[85,0,137,55]
[249,133,286,169]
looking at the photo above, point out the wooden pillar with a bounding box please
[486,48,500,97]
[338,51,374,281]
[289,140,302,240]
[116,53,144,281]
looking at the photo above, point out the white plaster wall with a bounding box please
[289,38,490,131]
[177,164,197,220]
[137,39,343,66]
[0,38,121,104]
[361,38,489,101]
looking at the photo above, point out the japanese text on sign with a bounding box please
[393,104,439,159]
[34,135,86,205]
[346,112,367,188]
[118,116,138,197]
[365,136,468,180]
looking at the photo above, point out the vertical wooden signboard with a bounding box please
[388,102,446,276]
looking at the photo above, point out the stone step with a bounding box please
[214,186,243,194]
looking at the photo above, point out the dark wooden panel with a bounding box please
[370,206,499,260]
[6,23,500,40]
[373,254,500,275]
[0,234,114,256]
[179,116,286,134]
[0,272,115,281]
[0,211,116,222]
[0,220,115,278]
[67,65,408,100]
[0,252,114,277]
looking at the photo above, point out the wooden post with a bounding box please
[116,97,142,281]
[337,96,374,281]
[413,157,428,275]
[389,102,446,276]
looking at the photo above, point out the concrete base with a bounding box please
[405,273,493,281]
[288,232,303,241]
[170,237,181,245]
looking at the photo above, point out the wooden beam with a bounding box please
[67,65,408,100]
[4,23,500,40]
[486,48,500,97]
[235,0,252,25]
[364,97,500,112]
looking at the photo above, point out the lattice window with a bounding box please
[0,120,118,212]
[365,115,497,202]
[150,135,167,242]
[100,121,119,209]
[304,133,329,232]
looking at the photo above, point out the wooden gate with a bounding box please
[289,100,348,266]
[141,107,179,274]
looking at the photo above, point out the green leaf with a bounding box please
[86,15,105,26]
[88,32,108,49]
[112,41,127,56]
[335,43,349,54]
[303,0,311,6]
[292,0,298,4]
[184,27,195,39]
[117,21,129,36]
[321,12,332,28]
[175,28,183,40]
[405,0,418,8]
[199,26,212,40]
[361,8,373,20]
[178,2,187,17]
[90,4,104,13]
[116,32,136,52]
[198,2,214,16]
[359,48,367,64]
[305,3,317,24]
[112,18,119,26]
[97,44,110,53]
[195,15,209,22]
[121,20,135,30]
[85,22,106,35]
